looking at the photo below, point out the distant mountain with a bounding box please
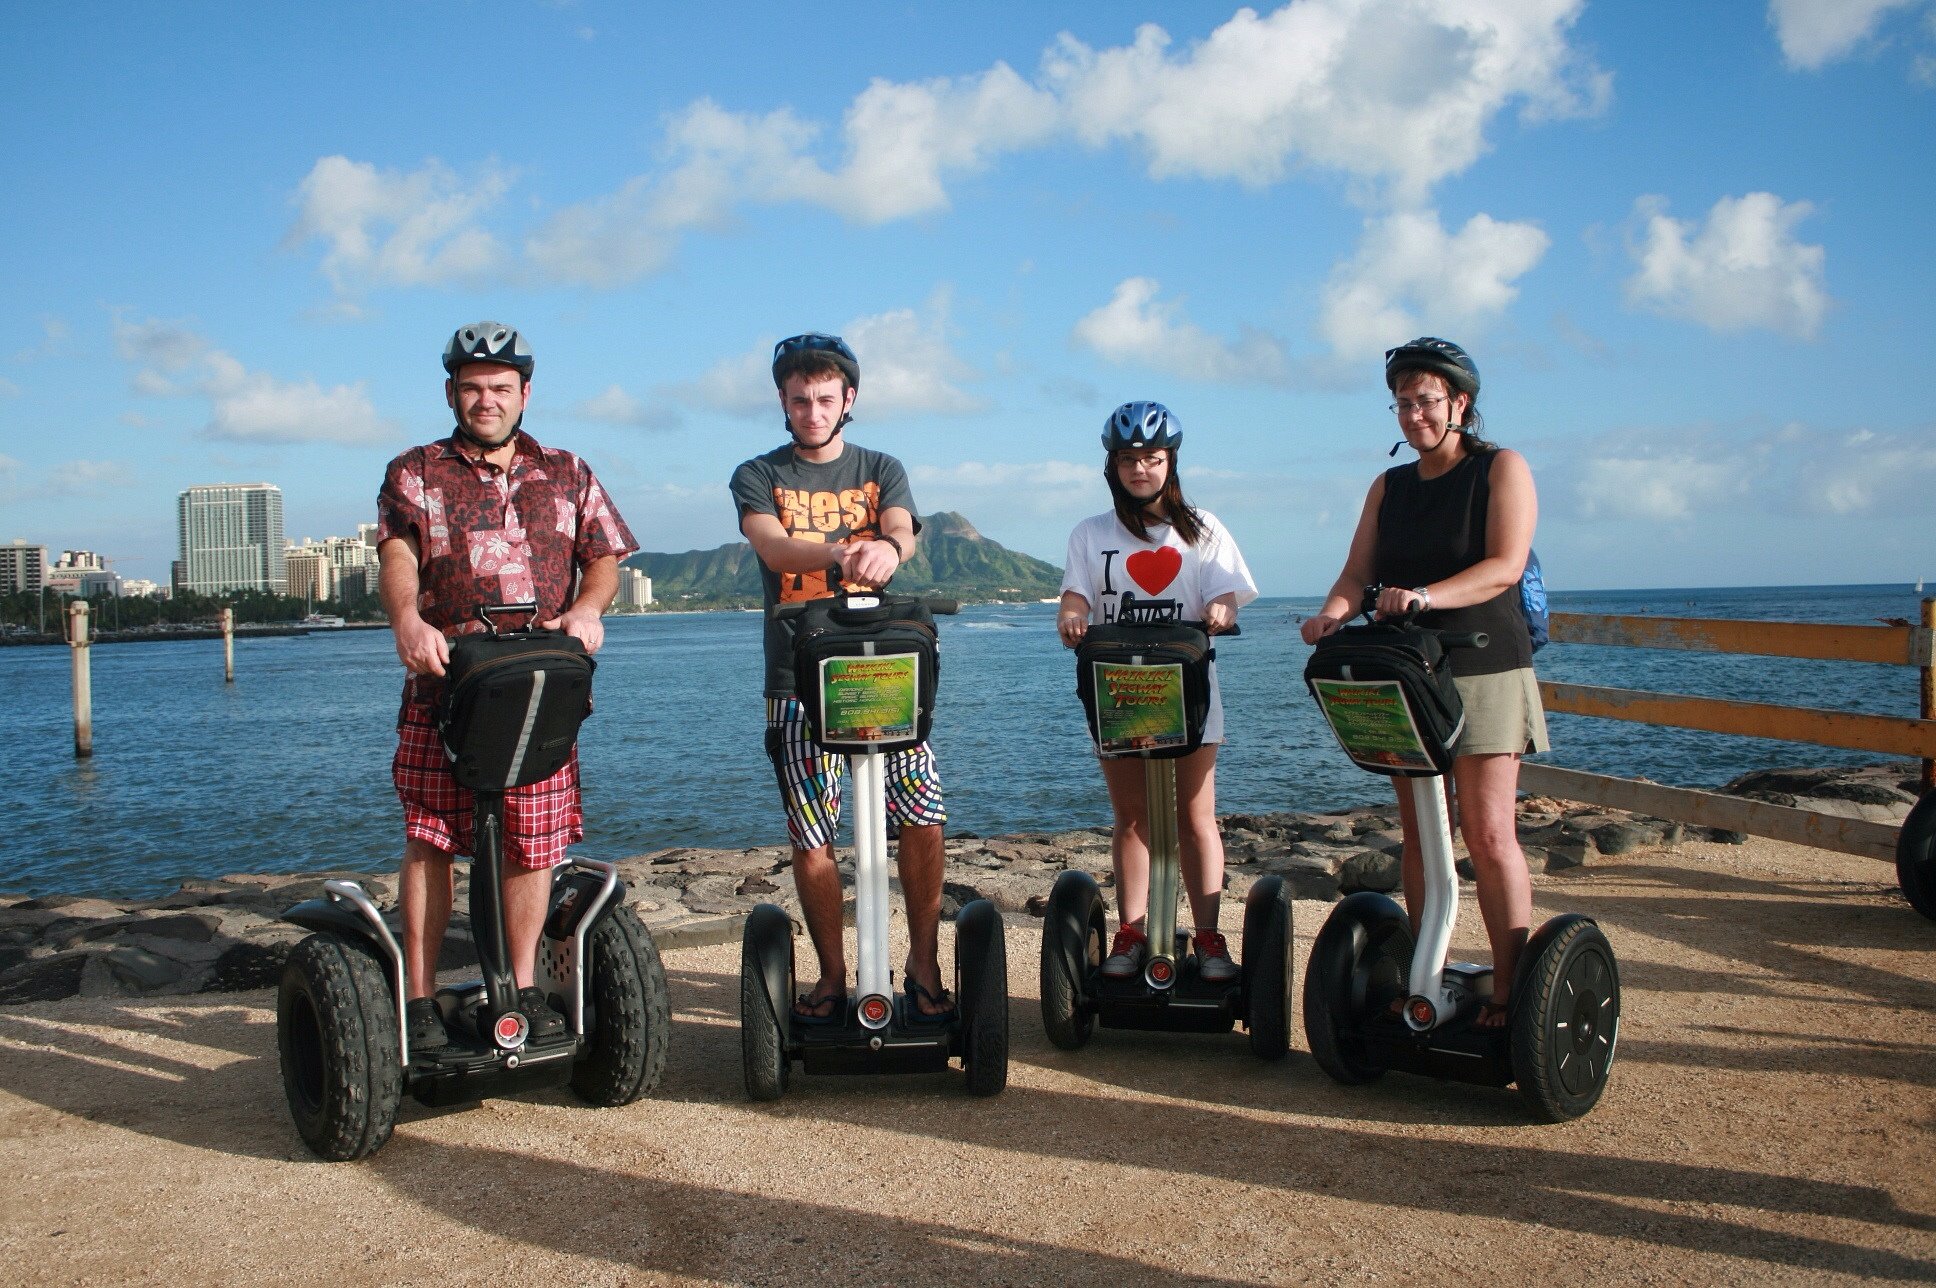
[622,511,1062,608]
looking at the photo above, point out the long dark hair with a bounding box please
[1106,449,1206,545]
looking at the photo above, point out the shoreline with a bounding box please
[1,762,1918,1007]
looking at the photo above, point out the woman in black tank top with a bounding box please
[1300,338,1544,1027]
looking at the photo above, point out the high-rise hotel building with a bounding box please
[178,483,285,595]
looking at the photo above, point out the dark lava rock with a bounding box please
[0,954,90,1003]
[1338,849,1401,894]
[205,941,293,992]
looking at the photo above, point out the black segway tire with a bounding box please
[1510,915,1620,1122]
[1039,870,1104,1051]
[1894,789,1936,922]
[1241,875,1294,1061]
[277,932,403,1161]
[569,904,671,1107]
[956,899,1009,1097]
[739,904,793,1102]
[1302,893,1412,1086]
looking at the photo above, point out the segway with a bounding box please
[1299,588,1619,1120]
[740,591,1009,1099]
[1039,613,1294,1059]
[276,603,671,1160]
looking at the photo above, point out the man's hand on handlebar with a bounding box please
[542,603,606,655]
[839,537,901,589]
[392,615,450,676]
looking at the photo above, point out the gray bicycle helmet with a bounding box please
[772,332,860,392]
[1383,336,1477,395]
[1101,401,1181,452]
[443,321,534,378]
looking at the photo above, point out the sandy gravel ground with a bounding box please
[2,835,1932,1287]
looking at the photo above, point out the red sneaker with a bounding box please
[1101,923,1148,979]
[1194,929,1239,984]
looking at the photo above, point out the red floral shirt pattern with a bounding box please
[376,430,637,637]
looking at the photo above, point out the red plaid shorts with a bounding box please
[392,694,581,870]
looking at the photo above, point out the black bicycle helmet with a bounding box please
[443,322,534,378]
[1101,401,1181,452]
[772,332,860,392]
[1384,336,1478,396]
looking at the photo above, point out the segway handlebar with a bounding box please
[474,601,541,635]
[1357,584,1485,653]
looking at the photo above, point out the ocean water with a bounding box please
[0,584,1925,899]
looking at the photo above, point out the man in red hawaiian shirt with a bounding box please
[375,321,638,1051]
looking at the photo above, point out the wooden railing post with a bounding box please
[69,600,92,759]
[1922,597,1934,791]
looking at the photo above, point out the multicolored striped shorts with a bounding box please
[764,697,946,852]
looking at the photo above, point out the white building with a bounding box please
[120,578,164,598]
[284,545,335,602]
[615,566,653,609]
[44,550,120,597]
[1,540,47,595]
[179,483,285,595]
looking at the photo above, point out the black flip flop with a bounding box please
[792,989,847,1026]
[903,973,956,1024]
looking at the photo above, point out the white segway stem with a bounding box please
[850,751,894,1028]
[1142,757,1181,989]
[1405,775,1462,1031]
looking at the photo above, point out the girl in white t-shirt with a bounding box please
[1056,402,1259,984]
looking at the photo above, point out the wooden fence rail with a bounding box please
[1525,602,1935,872]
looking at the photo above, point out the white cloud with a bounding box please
[909,459,1098,517]
[1318,210,1549,358]
[46,460,137,496]
[1574,453,1745,521]
[521,2,1603,286]
[114,315,398,445]
[1044,1,1607,204]
[0,377,18,398]
[1073,277,1289,383]
[569,384,682,430]
[1624,193,1830,338]
[1767,0,1925,69]
[1801,427,1936,514]
[680,294,982,419]
[287,155,510,292]
[12,315,69,363]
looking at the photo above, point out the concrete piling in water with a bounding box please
[221,606,234,684]
[69,600,92,759]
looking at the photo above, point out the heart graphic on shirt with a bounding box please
[1125,546,1181,595]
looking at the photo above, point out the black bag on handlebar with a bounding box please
[787,593,939,754]
[1075,621,1214,760]
[1302,621,1463,776]
[438,620,595,792]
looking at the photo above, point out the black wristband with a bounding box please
[878,534,904,558]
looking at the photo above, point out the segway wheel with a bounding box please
[277,932,403,1161]
[739,904,794,1102]
[569,904,671,1107]
[1894,790,1936,922]
[956,899,1009,1097]
[1510,916,1620,1122]
[1302,893,1412,1085]
[1039,870,1104,1051]
[1240,875,1294,1061]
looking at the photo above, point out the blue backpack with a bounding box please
[1520,549,1549,653]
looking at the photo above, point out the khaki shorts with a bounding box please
[1452,667,1550,757]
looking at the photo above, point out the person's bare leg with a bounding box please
[500,861,555,990]
[1175,744,1224,933]
[791,841,847,1015]
[1452,753,1531,1025]
[400,837,454,999]
[1100,756,1152,929]
[894,822,948,1014]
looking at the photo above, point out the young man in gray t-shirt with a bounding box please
[728,333,952,1023]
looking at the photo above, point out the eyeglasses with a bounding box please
[1389,395,1448,417]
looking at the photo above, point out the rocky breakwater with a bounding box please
[2,763,1922,1006]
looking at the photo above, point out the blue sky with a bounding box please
[3,0,1933,593]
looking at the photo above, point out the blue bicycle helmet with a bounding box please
[772,332,860,392]
[442,321,534,378]
[1384,337,1477,396]
[1101,401,1181,452]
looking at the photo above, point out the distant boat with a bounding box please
[1918,576,1925,593]
[301,614,346,629]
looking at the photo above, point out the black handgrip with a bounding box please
[1182,620,1241,638]
[1437,631,1489,651]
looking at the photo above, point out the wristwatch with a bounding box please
[1411,586,1432,611]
